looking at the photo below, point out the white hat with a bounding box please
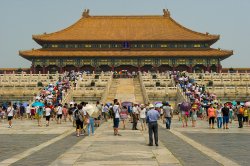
[148,104,154,108]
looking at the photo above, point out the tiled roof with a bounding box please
[32,11,219,42]
[20,49,233,59]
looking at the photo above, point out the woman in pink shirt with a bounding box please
[208,104,216,129]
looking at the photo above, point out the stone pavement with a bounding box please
[1,116,250,165]
[50,120,180,166]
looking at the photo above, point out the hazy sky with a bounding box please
[0,0,249,68]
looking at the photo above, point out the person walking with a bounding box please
[56,104,63,124]
[120,106,128,130]
[222,103,230,129]
[113,101,121,136]
[235,102,243,128]
[208,104,216,129]
[243,106,249,126]
[216,105,223,129]
[146,104,160,146]
[36,106,44,127]
[163,103,173,129]
[132,104,139,130]
[86,113,95,136]
[139,104,147,131]
[73,104,84,137]
[7,103,14,128]
[45,106,51,127]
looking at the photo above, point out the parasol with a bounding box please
[180,102,191,112]
[85,104,99,118]
[245,102,250,107]
[32,101,44,107]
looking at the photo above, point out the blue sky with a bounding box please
[0,0,249,68]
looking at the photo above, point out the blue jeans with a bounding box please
[88,117,95,135]
[217,117,223,128]
[166,117,172,129]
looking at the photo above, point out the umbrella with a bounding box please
[245,102,250,107]
[154,101,162,105]
[180,102,191,112]
[155,103,163,108]
[85,104,99,118]
[232,101,237,106]
[121,101,133,107]
[32,101,44,107]
[22,102,28,107]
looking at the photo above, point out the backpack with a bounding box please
[239,107,244,115]
[74,109,83,121]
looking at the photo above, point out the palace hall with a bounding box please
[19,9,233,74]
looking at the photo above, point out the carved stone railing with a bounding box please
[138,72,150,104]
[100,72,113,104]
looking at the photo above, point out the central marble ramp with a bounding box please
[115,79,136,103]
[105,78,144,104]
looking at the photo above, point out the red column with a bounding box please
[42,66,46,74]
[206,66,211,73]
[112,65,114,72]
[60,67,63,74]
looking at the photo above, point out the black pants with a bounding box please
[237,114,243,128]
[148,122,158,145]
[132,120,138,130]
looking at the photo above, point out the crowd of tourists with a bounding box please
[172,71,250,129]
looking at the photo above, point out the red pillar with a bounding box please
[206,66,211,73]
[42,66,46,74]
[60,67,63,74]
[112,65,114,72]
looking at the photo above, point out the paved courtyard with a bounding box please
[0,117,249,166]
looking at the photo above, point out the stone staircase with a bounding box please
[105,78,144,104]
[105,79,119,103]
[133,78,144,104]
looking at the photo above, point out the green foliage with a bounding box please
[37,82,43,87]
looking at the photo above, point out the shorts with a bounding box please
[223,116,229,124]
[46,116,51,121]
[8,116,13,121]
[76,120,83,129]
[243,116,248,122]
[57,114,62,119]
[113,118,120,128]
[209,117,215,124]
[192,115,197,121]
[140,118,146,123]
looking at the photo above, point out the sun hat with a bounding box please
[148,104,154,108]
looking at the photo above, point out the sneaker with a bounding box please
[77,135,80,137]
[80,133,84,136]
[148,144,153,146]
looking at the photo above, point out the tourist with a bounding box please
[68,104,74,122]
[26,104,31,119]
[163,102,173,129]
[87,112,95,136]
[222,103,230,129]
[235,102,243,128]
[62,105,68,122]
[19,104,25,121]
[7,103,14,128]
[146,104,160,146]
[95,101,102,127]
[181,108,189,128]
[243,106,249,126]
[45,105,51,127]
[73,104,84,137]
[81,102,88,134]
[30,105,36,120]
[191,107,197,128]
[132,104,139,130]
[216,105,223,129]
[56,104,63,124]
[120,105,128,130]
[36,106,44,127]
[208,104,216,129]
[139,104,147,131]
[113,101,121,136]
[229,106,234,123]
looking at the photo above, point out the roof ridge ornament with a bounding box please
[163,9,170,17]
[82,9,90,18]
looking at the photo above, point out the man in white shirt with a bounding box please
[26,104,31,119]
[56,104,63,124]
[7,103,14,128]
